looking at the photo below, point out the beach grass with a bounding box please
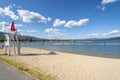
[0,54,55,80]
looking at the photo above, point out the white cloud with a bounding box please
[15,23,23,27]
[86,30,120,38]
[97,5,106,11]
[45,28,59,33]
[18,29,38,33]
[101,0,118,4]
[45,28,64,39]
[53,19,66,27]
[0,6,19,20]
[0,22,23,32]
[98,0,118,11]
[64,19,89,28]
[103,30,120,36]
[0,22,10,32]
[0,26,10,32]
[12,4,21,8]
[87,33,100,38]
[53,18,89,28]
[17,29,24,32]
[0,8,4,15]
[18,10,47,23]
[0,22,9,27]
[27,30,37,33]
[47,17,52,22]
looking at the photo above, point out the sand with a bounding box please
[0,47,120,80]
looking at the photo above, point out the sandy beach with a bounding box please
[0,47,120,80]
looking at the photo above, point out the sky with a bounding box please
[0,0,120,39]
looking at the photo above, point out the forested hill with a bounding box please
[107,37,120,40]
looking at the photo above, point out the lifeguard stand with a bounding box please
[4,34,21,56]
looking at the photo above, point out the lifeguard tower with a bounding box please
[4,33,21,56]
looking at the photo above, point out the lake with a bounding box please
[0,39,120,58]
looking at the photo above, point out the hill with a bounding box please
[0,32,46,41]
[0,32,6,38]
[107,37,120,40]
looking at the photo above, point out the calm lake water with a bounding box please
[1,40,120,58]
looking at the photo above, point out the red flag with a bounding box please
[11,21,16,32]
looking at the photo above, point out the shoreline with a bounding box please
[26,46,120,59]
[1,41,120,59]
[0,47,120,80]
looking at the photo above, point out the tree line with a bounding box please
[0,38,93,42]
[0,38,35,42]
[0,38,5,42]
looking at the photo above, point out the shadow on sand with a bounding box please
[19,53,58,56]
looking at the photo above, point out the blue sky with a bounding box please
[0,0,120,39]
